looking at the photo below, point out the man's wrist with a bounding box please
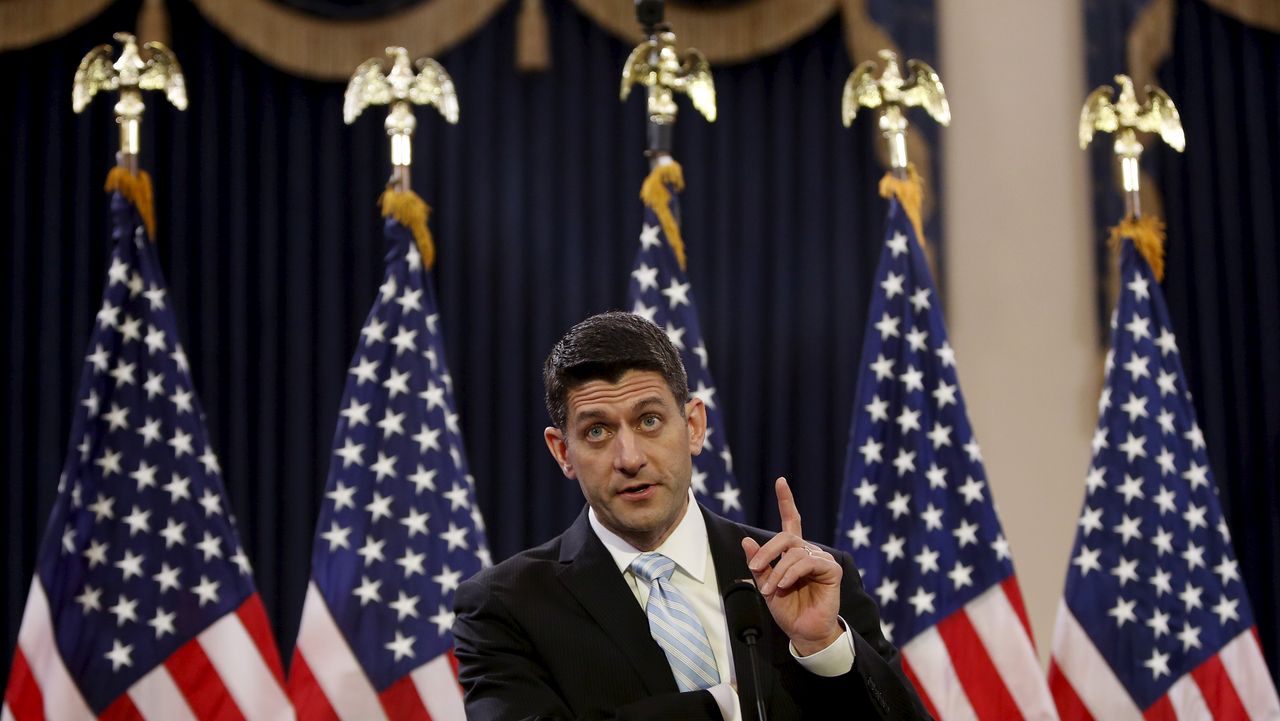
[792,624,844,657]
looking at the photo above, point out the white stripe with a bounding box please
[411,655,466,721]
[1219,630,1280,719]
[964,585,1059,721]
[1166,673,1212,719]
[14,579,96,721]
[902,627,980,721]
[293,582,389,721]
[198,610,297,721]
[1049,601,1143,720]
[127,665,199,721]
[2,702,17,721]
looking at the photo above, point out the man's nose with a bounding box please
[612,428,645,474]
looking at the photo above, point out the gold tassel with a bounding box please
[878,164,928,250]
[516,0,551,72]
[640,162,687,271]
[105,167,157,241]
[1109,214,1166,282]
[379,189,435,270]
[137,0,170,47]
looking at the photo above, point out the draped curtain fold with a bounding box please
[2,0,928,672]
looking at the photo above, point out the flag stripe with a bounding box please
[3,648,44,721]
[902,627,980,721]
[1050,603,1144,720]
[1047,661,1098,721]
[936,608,1026,721]
[99,694,145,721]
[965,584,1058,720]
[198,606,294,721]
[1000,576,1035,643]
[165,640,247,721]
[14,581,95,721]
[377,676,431,721]
[292,583,388,721]
[235,596,286,685]
[1219,629,1280,718]
[900,657,941,721]
[283,653,339,721]
[2,704,18,721]
[1165,674,1212,720]
[1142,695,1176,721]
[127,666,199,721]
[411,655,464,721]
[1190,654,1247,720]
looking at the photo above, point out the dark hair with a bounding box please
[544,311,689,429]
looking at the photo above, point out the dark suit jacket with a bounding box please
[453,504,933,721]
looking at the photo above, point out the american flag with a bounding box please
[835,196,1058,720]
[287,204,490,720]
[2,187,294,720]
[1048,236,1280,719]
[628,161,743,521]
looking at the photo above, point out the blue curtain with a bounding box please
[2,0,944,669]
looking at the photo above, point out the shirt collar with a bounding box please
[588,490,709,583]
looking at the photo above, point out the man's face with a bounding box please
[544,370,706,552]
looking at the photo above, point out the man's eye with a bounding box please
[585,426,606,440]
[640,415,661,430]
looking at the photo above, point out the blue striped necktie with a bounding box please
[630,552,722,691]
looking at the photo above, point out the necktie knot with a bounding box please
[631,552,676,584]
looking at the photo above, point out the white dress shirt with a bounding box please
[588,492,855,720]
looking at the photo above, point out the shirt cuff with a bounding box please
[706,682,741,721]
[788,616,856,677]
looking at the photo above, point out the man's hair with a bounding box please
[544,311,689,430]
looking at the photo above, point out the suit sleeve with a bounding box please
[452,576,724,721]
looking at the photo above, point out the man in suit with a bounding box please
[453,312,931,720]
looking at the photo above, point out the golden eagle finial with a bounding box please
[344,47,458,191]
[1080,74,1184,217]
[840,49,949,173]
[620,30,716,124]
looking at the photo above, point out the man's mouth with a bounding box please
[619,482,656,498]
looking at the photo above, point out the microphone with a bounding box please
[723,579,769,721]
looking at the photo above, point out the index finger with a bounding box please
[775,477,803,537]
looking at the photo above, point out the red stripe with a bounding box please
[899,654,941,721]
[1001,576,1036,644]
[378,674,431,721]
[99,694,145,721]
[235,595,285,685]
[936,610,1026,721]
[1191,653,1250,719]
[1047,660,1097,721]
[3,647,46,721]
[1143,694,1177,721]
[446,648,460,681]
[285,650,340,721]
[165,639,248,721]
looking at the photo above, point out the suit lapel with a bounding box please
[555,508,678,696]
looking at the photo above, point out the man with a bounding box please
[454,312,931,720]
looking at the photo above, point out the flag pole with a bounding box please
[73,32,187,175]
[840,49,950,181]
[1079,74,1185,221]
[344,46,459,193]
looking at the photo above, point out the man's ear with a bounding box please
[685,398,707,456]
[544,426,575,479]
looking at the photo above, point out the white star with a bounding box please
[118,315,142,343]
[335,437,366,468]
[170,346,190,373]
[1155,327,1178,356]
[953,519,979,547]
[858,437,883,465]
[88,493,116,521]
[340,399,371,427]
[947,561,974,589]
[386,631,418,661]
[1125,314,1151,341]
[352,575,382,606]
[1128,272,1150,300]
[874,577,898,606]
[926,421,952,449]
[153,562,182,593]
[895,407,921,435]
[1117,474,1145,503]
[103,403,131,432]
[1156,370,1178,397]
[907,587,936,616]
[664,323,688,350]
[365,491,395,521]
[660,278,691,309]
[1120,393,1149,422]
[881,271,905,298]
[925,463,948,489]
[1072,546,1101,576]
[1212,595,1240,625]
[420,381,446,411]
[1183,502,1208,531]
[631,300,658,324]
[430,606,456,636]
[1123,353,1151,381]
[1118,432,1148,462]
[410,424,442,456]
[320,522,351,551]
[931,381,957,410]
[143,283,167,309]
[191,575,220,607]
[350,356,380,385]
[1214,557,1241,585]
[920,503,944,531]
[1182,540,1206,570]
[144,326,166,355]
[231,548,252,575]
[169,388,194,414]
[864,395,889,422]
[390,325,418,355]
[881,534,906,562]
[325,481,357,511]
[900,366,925,393]
[905,327,929,352]
[958,476,984,504]
[963,439,982,462]
[148,608,176,639]
[935,342,956,368]
[130,461,158,490]
[75,585,103,613]
[1090,427,1109,454]
[693,341,709,368]
[199,449,221,476]
[852,479,877,506]
[1179,582,1204,612]
[1155,448,1177,477]
[887,491,911,519]
[383,368,411,398]
[434,566,463,594]
[1152,526,1175,556]
[991,534,1011,561]
[846,521,872,548]
[1113,514,1143,544]
[445,411,461,435]
[371,452,398,481]
[97,301,121,329]
[397,548,427,578]
[690,467,708,495]
[377,410,406,439]
[1219,518,1233,542]
[631,263,659,291]
[715,484,742,513]
[440,522,470,551]
[378,276,398,303]
[94,448,123,478]
[196,531,223,561]
[401,507,430,537]
[874,313,901,340]
[1085,466,1107,494]
[1150,567,1173,597]
[1108,597,1137,627]
[887,232,909,257]
[639,224,662,249]
[1147,608,1171,638]
[357,537,386,567]
[107,258,130,285]
[1110,556,1139,587]
[1182,462,1210,490]
[390,591,421,621]
[86,344,111,373]
[909,287,931,313]
[691,381,717,410]
[1143,649,1170,680]
[198,488,222,517]
[396,287,423,313]
[105,639,134,671]
[108,595,138,626]
[1078,506,1104,536]
[870,354,895,381]
[82,389,101,417]
[408,465,438,494]
[1184,422,1206,451]
[1177,621,1202,651]
[913,545,940,574]
[168,428,194,457]
[122,506,151,537]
